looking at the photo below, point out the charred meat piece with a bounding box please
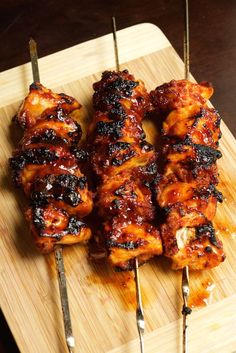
[10,84,92,253]
[21,108,82,147]
[103,217,162,271]
[93,70,151,119]
[90,70,162,270]
[30,172,92,217]
[161,222,225,270]
[15,82,81,129]
[151,79,225,270]
[26,204,91,253]
[150,79,213,115]
[162,105,221,148]
[96,171,155,221]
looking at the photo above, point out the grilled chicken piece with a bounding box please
[93,70,151,119]
[29,172,92,217]
[96,170,155,221]
[161,223,224,270]
[151,79,225,270]
[88,111,146,142]
[90,70,162,270]
[103,217,162,270]
[10,84,92,253]
[91,138,156,179]
[15,82,81,129]
[26,204,91,253]
[163,105,221,148]
[21,108,82,147]
[150,79,213,114]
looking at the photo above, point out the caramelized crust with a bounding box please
[10,145,77,188]
[104,217,162,270]
[10,84,92,253]
[93,70,151,119]
[30,172,93,217]
[90,70,162,270]
[91,139,156,178]
[96,171,155,221]
[161,223,225,270]
[151,79,225,270]
[15,82,81,129]
[26,205,91,253]
[163,105,221,148]
[21,108,82,147]
[150,79,213,114]
[88,111,146,144]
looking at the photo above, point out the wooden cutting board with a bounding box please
[1,23,236,353]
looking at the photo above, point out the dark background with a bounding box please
[0,0,235,352]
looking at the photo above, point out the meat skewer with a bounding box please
[10,39,93,353]
[89,17,163,353]
[182,1,190,351]
[111,17,145,352]
[150,1,225,352]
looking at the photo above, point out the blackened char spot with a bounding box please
[77,177,87,189]
[30,191,50,207]
[9,147,58,171]
[56,174,86,189]
[172,142,222,166]
[205,246,213,253]
[70,147,89,162]
[93,70,139,112]
[111,199,121,209]
[30,174,87,207]
[58,93,75,104]
[146,163,158,175]
[96,120,124,139]
[214,111,221,128]
[30,129,69,145]
[105,77,138,96]
[46,108,66,122]
[192,108,205,128]
[108,102,127,120]
[196,184,223,203]
[108,142,130,155]
[64,192,81,206]
[196,222,219,247]
[194,144,222,165]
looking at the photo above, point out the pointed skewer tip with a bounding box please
[29,37,37,51]
[29,37,40,83]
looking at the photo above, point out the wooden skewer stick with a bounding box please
[112,17,120,72]
[184,0,190,80]
[29,38,40,83]
[111,17,145,353]
[29,38,75,353]
[182,2,192,353]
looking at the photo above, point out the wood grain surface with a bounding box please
[0,23,236,353]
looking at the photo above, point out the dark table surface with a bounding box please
[0,0,235,352]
